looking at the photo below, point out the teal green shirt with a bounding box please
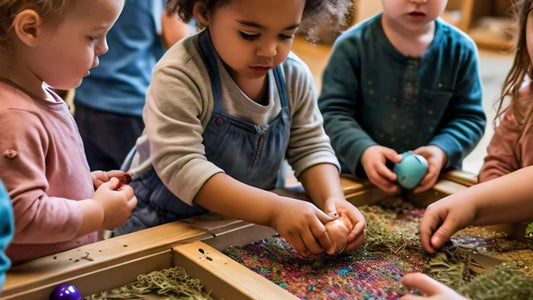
[0,180,13,292]
[319,13,486,176]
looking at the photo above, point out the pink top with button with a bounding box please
[479,84,533,182]
[0,80,96,264]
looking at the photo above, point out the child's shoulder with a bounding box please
[435,18,477,51]
[281,52,313,80]
[336,13,381,43]
[0,80,36,111]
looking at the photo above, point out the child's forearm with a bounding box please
[468,166,533,225]
[299,163,345,210]
[77,199,104,237]
[193,173,285,227]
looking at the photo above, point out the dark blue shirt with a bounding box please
[74,0,166,116]
[319,13,486,176]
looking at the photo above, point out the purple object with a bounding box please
[49,283,82,300]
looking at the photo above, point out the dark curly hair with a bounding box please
[166,0,353,42]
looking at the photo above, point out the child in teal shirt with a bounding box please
[319,0,486,194]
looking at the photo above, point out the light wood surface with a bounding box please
[173,241,298,300]
[2,222,209,300]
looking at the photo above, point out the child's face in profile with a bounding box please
[205,0,304,89]
[380,0,447,32]
[27,0,124,91]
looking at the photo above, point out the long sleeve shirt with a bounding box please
[318,13,486,176]
[0,80,96,264]
[129,32,339,205]
[479,84,533,182]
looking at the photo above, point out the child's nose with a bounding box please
[256,40,277,57]
[96,39,109,57]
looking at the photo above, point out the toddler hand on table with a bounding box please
[400,272,467,300]
[322,197,366,254]
[361,145,403,194]
[418,193,477,254]
[271,197,340,256]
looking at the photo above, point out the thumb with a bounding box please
[322,201,339,219]
[104,177,120,190]
[316,208,336,224]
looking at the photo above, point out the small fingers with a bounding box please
[302,228,325,255]
[286,234,311,256]
[400,272,448,297]
[127,195,138,210]
[311,222,334,254]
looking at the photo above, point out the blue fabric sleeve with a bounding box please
[0,180,14,292]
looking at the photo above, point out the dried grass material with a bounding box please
[360,204,421,254]
[85,266,212,300]
[458,263,533,300]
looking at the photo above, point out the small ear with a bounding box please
[12,9,42,47]
[192,2,209,27]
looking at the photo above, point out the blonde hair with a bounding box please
[0,0,70,51]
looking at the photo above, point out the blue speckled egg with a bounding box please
[393,152,428,189]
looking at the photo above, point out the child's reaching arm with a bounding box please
[194,173,336,256]
[419,166,533,253]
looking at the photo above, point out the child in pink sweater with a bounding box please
[0,0,136,264]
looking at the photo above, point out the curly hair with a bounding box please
[495,0,533,125]
[166,0,353,42]
[0,0,70,51]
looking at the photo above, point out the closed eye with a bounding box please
[240,32,259,40]
[279,34,294,40]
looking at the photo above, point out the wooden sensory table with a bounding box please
[1,170,528,300]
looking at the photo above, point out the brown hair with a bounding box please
[495,0,533,125]
[0,0,70,51]
[166,0,353,42]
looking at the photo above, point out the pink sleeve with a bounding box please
[478,108,522,182]
[0,110,84,244]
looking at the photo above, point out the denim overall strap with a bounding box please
[199,29,291,190]
[115,29,292,235]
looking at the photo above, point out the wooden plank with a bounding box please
[173,241,299,300]
[2,221,209,299]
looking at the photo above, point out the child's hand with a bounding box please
[324,218,350,254]
[92,177,137,230]
[419,195,476,253]
[323,198,366,254]
[91,170,132,189]
[272,197,336,256]
[361,145,403,193]
[411,146,446,193]
[400,273,467,300]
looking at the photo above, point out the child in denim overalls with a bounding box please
[116,0,367,256]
